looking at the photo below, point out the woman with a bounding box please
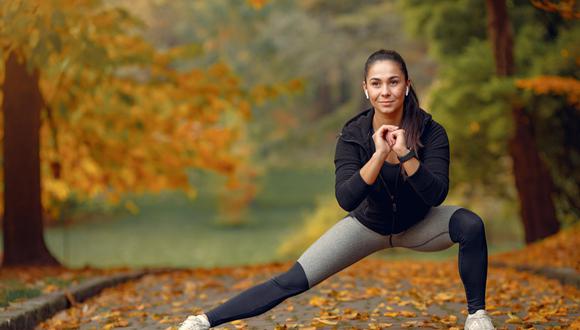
[178,49,495,330]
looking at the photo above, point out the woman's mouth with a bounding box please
[379,100,394,105]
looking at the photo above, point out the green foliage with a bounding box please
[399,0,580,223]
[398,0,487,61]
[428,41,516,193]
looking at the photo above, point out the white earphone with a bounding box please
[405,86,409,96]
[364,90,369,99]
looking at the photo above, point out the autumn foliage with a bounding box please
[516,75,580,107]
[0,0,294,223]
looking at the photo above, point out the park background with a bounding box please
[1,0,579,276]
[0,0,578,329]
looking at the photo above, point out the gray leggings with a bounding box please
[298,205,462,288]
[205,205,488,327]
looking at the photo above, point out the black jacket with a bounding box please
[334,106,451,235]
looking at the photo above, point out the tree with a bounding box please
[2,51,60,265]
[0,0,271,266]
[485,0,559,242]
[399,0,578,243]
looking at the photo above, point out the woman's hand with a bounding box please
[372,125,399,158]
[386,128,409,156]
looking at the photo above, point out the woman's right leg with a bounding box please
[204,215,390,327]
[390,205,489,315]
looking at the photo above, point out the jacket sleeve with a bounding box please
[334,135,373,211]
[406,123,450,206]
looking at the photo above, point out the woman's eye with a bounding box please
[372,82,380,87]
[390,80,399,86]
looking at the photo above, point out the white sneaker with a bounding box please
[177,314,211,330]
[465,309,496,330]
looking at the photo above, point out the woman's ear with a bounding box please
[362,81,369,99]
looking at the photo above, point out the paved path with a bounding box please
[37,259,580,329]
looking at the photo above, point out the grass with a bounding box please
[0,267,131,308]
[40,166,336,269]
[0,275,77,308]
[0,287,42,308]
[1,165,524,270]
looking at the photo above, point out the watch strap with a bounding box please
[397,149,416,163]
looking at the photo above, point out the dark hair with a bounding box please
[364,49,424,158]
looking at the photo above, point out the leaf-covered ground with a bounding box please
[0,223,573,328]
[37,258,579,329]
[490,223,580,272]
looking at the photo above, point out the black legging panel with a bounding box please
[449,208,488,313]
[205,261,309,327]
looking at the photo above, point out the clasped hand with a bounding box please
[372,125,408,157]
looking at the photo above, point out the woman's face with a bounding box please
[363,60,409,116]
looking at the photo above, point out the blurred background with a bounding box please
[0,0,578,269]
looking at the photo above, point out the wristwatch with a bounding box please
[397,149,416,163]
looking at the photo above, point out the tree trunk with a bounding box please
[485,0,559,243]
[508,106,559,243]
[2,51,60,266]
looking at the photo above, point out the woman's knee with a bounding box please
[271,261,310,292]
[449,208,486,243]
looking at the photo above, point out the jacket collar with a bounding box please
[338,106,433,156]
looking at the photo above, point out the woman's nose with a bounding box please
[381,85,390,96]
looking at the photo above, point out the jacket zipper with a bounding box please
[338,132,399,236]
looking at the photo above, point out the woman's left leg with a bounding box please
[390,205,488,314]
